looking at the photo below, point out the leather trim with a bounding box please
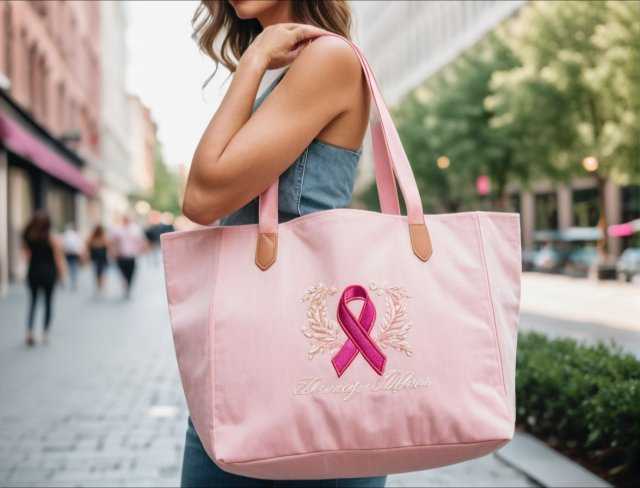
[409,223,432,262]
[255,232,278,271]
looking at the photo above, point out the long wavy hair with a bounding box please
[193,0,354,83]
[23,211,51,245]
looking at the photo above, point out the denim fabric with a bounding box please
[182,69,378,487]
[220,69,362,226]
[181,418,387,488]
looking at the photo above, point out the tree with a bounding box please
[424,34,524,209]
[489,1,640,255]
[147,144,183,216]
[381,33,523,213]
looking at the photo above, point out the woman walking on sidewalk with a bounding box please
[22,211,67,346]
[179,1,378,486]
[110,215,146,300]
[62,223,84,290]
[86,225,109,296]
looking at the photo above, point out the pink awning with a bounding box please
[608,219,640,237]
[0,113,97,196]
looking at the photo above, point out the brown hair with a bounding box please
[192,0,353,79]
[89,224,105,244]
[23,210,51,245]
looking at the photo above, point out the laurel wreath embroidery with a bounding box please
[301,284,341,359]
[301,282,413,360]
[369,283,413,357]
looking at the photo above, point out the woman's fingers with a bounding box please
[281,23,330,44]
[281,45,304,65]
[293,24,330,43]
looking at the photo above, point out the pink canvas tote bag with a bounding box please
[161,33,521,480]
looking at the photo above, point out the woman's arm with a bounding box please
[51,236,68,283]
[183,29,365,225]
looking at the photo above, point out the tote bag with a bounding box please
[161,33,521,480]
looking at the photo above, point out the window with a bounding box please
[621,185,640,223]
[57,82,65,131]
[509,193,521,214]
[39,55,48,122]
[4,2,11,79]
[28,43,38,114]
[572,188,599,227]
[621,185,640,249]
[534,192,558,230]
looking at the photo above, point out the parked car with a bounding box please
[533,245,569,273]
[565,246,599,277]
[617,248,640,282]
[522,249,538,271]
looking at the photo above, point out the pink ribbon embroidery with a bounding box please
[332,285,387,377]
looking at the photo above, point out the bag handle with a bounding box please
[255,33,432,271]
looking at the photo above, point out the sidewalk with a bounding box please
[0,262,187,486]
[521,272,640,332]
[0,262,536,486]
[520,272,640,357]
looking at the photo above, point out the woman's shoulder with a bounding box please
[288,34,363,87]
[304,35,360,67]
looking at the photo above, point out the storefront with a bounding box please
[0,91,96,292]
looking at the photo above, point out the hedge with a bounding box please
[516,332,640,482]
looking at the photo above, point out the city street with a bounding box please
[520,272,640,357]
[0,260,188,486]
[0,261,536,487]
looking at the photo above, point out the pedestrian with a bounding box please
[21,211,67,346]
[110,215,146,299]
[62,223,83,290]
[179,2,380,486]
[86,225,109,296]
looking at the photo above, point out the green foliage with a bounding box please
[517,332,640,479]
[392,34,522,212]
[147,144,183,216]
[490,0,640,183]
[376,1,640,219]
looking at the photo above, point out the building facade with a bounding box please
[99,0,132,226]
[350,0,638,257]
[0,0,101,292]
[128,94,156,197]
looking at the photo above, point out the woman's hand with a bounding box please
[243,23,330,70]
[50,236,68,284]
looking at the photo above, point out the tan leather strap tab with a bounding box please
[255,232,278,271]
[409,223,432,262]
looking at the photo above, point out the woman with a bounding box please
[86,225,109,295]
[110,215,146,299]
[180,1,380,486]
[22,211,67,346]
[62,223,84,290]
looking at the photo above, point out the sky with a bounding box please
[125,1,230,169]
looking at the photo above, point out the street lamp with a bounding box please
[582,156,599,172]
[135,200,151,215]
[437,156,450,170]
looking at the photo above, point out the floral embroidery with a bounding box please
[301,284,341,359]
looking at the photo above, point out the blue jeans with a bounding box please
[181,418,387,487]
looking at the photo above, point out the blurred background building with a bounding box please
[351,1,525,106]
[0,1,157,293]
[99,0,132,225]
[128,93,156,197]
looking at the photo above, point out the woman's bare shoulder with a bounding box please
[285,34,363,91]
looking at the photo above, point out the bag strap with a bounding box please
[255,33,432,271]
